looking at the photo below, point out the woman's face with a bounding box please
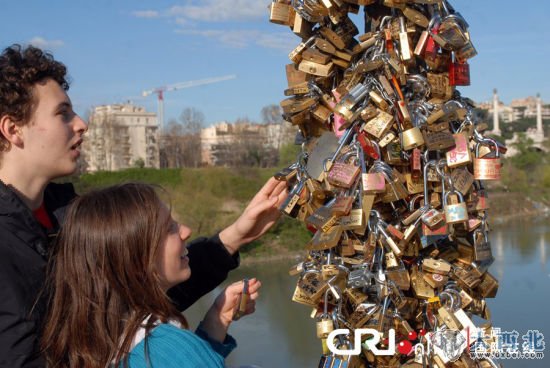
[157,206,192,290]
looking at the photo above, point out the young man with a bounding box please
[0,45,287,367]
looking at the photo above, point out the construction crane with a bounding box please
[142,74,236,129]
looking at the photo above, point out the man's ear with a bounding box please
[0,115,24,148]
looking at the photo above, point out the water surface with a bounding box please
[185,218,550,367]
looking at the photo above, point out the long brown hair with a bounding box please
[41,183,187,367]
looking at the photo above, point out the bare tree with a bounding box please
[179,107,203,167]
[160,107,204,168]
[261,104,283,125]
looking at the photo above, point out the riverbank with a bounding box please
[488,191,550,225]
[239,191,550,266]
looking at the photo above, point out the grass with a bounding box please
[70,167,310,257]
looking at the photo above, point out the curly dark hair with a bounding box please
[0,44,70,152]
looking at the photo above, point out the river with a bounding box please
[185,217,550,367]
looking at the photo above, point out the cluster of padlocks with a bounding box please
[270,0,504,367]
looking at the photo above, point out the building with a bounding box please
[482,94,550,124]
[83,103,160,171]
[200,121,296,166]
[504,94,548,156]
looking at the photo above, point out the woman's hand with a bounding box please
[219,177,287,254]
[201,278,261,343]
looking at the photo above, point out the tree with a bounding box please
[160,107,204,168]
[510,133,543,171]
[261,104,283,125]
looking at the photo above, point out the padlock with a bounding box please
[307,225,343,251]
[279,179,306,218]
[398,16,412,61]
[422,258,451,275]
[449,55,470,86]
[421,208,445,228]
[292,0,327,23]
[404,173,424,195]
[450,167,474,196]
[269,0,292,26]
[327,152,360,189]
[363,108,394,139]
[316,289,335,338]
[432,3,470,51]
[331,195,354,216]
[472,228,494,264]
[444,190,468,224]
[292,270,327,307]
[456,39,477,61]
[446,132,472,168]
[307,205,338,232]
[473,139,501,180]
[334,82,369,122]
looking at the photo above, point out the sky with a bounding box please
[1,0,549,127]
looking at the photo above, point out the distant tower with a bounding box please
[536,93,543,136]
[492,88,501,136]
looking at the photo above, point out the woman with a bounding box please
[41,183,260,367]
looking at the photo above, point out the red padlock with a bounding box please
[449,53,470,86]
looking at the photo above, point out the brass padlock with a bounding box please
[422,258,451,275]
[330,195,354,216]
[400,126,425,151]
[292,271,327,307]
[473,139,501,181]
[363,109,394,139]
[306,205,338,232]
[306,225,343,251]
[316,290,335,338]
[269,0,292,26]
[450,167,474,195]
[298,59,334,77]
[410,268,435,299]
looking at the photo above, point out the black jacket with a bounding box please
[0,181,239,367]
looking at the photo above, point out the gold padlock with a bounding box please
[400,126,425,151]
[269,0,292,26]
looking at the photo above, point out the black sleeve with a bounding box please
[167,233,240,311]
[0,271,45,367]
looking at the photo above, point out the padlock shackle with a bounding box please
[443,187,464,202]
[475,137,500,158]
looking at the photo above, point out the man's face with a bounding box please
[20,78,87,180]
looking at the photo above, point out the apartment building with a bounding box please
[83,103,160,171]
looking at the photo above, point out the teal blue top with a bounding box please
[124,323,237,368]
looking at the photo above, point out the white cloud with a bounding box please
[176,29,295,50]
[256,33,296,51]
[177,29,251,48]
[28,37,64,49]
[167,0,269,22]
[133,1,286,50]
[132,10,160,18]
